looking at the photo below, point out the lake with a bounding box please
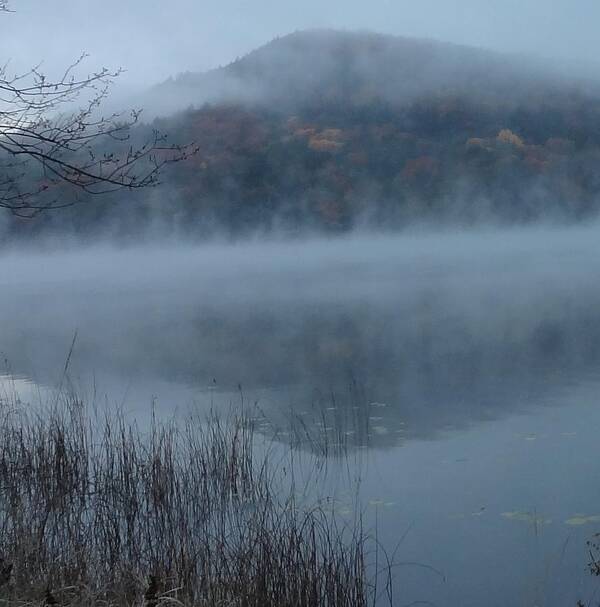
[1,226,600,605]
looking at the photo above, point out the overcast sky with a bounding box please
[1,0,597,87]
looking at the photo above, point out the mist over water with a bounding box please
[3,225,600,415]
[2,225,600,605]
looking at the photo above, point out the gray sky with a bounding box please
[1,0,598,87]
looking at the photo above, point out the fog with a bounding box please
[144,29,583,118]
[3,0,600,89]
[3,225,600,440]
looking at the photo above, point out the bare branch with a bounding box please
[0,8,198,216]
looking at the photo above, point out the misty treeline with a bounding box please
[4,30,600,241]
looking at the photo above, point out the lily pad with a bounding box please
[565,515,600,526]
[501,511,552,525]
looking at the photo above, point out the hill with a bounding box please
[5,30,600,240]
[149,29,593,114]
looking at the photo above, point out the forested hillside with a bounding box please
[6,30,600,240]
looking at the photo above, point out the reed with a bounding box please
[0,395,388,606]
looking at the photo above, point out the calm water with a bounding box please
[2,227,600,605]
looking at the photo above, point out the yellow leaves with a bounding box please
[309,128,345,152]
[497,128,525,148]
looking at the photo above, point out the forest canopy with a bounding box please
[5,30,600,240]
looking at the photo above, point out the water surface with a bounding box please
[2,226,600,605]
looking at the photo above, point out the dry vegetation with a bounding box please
[0,396,389,606]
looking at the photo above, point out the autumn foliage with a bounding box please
[6,31,600,238]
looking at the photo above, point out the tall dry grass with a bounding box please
[0,395,389,606]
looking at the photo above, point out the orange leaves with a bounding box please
[288,121,346,152]
[497,129,525,148]
[308,137,342,152]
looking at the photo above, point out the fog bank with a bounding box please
[2,225,600,439]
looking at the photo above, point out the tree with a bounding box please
[0,1,195,217]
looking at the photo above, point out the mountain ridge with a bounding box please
[5,29,600,241]
[146,28,594,117]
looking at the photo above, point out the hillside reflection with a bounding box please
[3,229,600,451]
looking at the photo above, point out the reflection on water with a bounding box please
[2,226,600,605]
[0,372,47,407]
[339,382,600,607]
